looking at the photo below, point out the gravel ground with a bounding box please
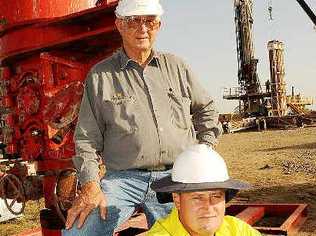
[0,126,315,235]
[216,126,316,236]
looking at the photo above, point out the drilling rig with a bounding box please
[223,0,271,117]
[222,0,315,131]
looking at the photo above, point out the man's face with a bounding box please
[173,190,226,236]
[115,15,161,53]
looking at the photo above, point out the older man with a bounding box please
[63,0,221,235]
[148,145,261,236]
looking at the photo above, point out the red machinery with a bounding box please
[0,1,121,235]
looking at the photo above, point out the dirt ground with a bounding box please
[216,126,316,236]
[0,126,315,236]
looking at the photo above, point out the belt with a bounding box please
[132,164,173,172]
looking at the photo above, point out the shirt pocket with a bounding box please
[104,95,139,135]
[167,91,192,129]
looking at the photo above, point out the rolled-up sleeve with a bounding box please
[73,71,105,185]
[184,63,222,147]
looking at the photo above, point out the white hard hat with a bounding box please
[115,0,164,17]
[151,144,250,194]
[172,144,229,183]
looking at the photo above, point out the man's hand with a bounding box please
[65,181,107,229]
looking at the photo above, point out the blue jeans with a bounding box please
[62,169,173,236]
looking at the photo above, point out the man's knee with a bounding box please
[62,209,106,236]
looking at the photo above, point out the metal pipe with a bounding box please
[292,86,295,97]
[296,0,316,26]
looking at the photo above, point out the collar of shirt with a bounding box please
[155,207,246,236]
[158,207,191,236]
[118,48,159,70]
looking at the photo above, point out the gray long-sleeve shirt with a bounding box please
[74,49,222,185]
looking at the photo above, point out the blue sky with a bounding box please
[156,0,316,113]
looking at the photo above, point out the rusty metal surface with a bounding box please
[0,2,121,235]
[280,204,308,234]
[266,115,313,129]
[226,203,308,235]
[267,40,287,117]
[235,206,265,225]
[0,0,118,26]
[0,4,120,64]
[231,0,263,115]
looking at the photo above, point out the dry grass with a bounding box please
[1,126,316,235]
[0,200,44,236]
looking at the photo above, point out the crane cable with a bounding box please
[268,0,273,20]
[267,0,280,40]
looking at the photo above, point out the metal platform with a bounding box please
[227,203,308,235]
[15,203,307,236]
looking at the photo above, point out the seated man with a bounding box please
[147,144,261,236]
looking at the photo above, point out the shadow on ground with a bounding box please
[261,142,316,152]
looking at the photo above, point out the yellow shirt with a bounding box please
[146,208,261,236]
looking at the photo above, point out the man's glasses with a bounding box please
[120,16,160,30]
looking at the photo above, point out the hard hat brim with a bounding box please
[151,175,250,193]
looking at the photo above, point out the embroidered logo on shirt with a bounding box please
[111,93,135,105]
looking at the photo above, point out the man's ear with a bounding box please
[115,18,123,33]
[172,193,181,210]
[158,21,162,29]
[154,20,162,32]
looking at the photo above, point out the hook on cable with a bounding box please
[268,0,273,21]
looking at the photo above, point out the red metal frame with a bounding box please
[0,0,118,26]
[0,1,121,235]
[0,4,121,64]
[15,203,308,236]
[227,203,308,235]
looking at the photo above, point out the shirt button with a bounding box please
[159,127,164,132]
